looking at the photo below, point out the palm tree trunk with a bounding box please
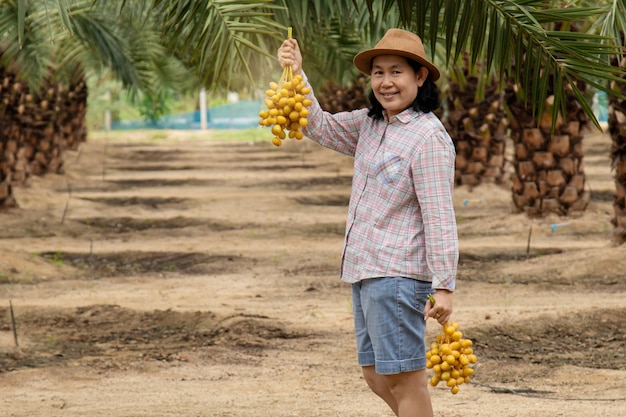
[505,83,590,217]
[445,67,508,188]
[0,59,88,208]
[607,54,626,245]
[317,76,369,113]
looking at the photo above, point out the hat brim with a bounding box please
[353,48,440,82]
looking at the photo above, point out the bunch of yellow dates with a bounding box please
[426,321,478,395]
[259,65,312,146]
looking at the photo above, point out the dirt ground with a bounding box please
[1,127,625,417]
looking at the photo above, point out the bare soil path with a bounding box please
[1,129,625,417]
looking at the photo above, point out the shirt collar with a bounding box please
[383,107,422,124]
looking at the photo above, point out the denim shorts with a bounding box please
[351,277,432,375]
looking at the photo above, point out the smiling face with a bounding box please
[370,55,429,118]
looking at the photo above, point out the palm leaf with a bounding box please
[2,0,192,97]
[375,0,625,127]
[151,0,286,91]
[591,0,626,47]
[17,0,25,48]
[0,1,53,92]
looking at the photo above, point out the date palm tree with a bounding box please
[442,54,508,189]
[2,0,193,94]
[0,0,192,207]
[502,20,594,217]
[592,0,626,243]
[608,63,626,243]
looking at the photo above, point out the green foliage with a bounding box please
[86,75,203,130]
[86,76,141,129]
[368,0,626,129]
[1,0,195,98]
[273,0,398,87]
[138,90,171,125]
[42,251,65,266]
[210,128,269,142]
[150,0,287,92]
[5,0,626,128]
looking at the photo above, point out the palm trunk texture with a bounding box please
[505,82,590,217]
[445,74,508,188]
[607,54,626,245]
[317,76,369,113]
[0,61,87,208]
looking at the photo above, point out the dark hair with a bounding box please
[367,59,441,120]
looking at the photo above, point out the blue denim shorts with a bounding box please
[351,277,432,375]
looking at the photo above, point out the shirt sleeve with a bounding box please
[412,129,459,291]
[300,72,366,157]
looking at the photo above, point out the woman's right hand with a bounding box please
[277,38,303,76]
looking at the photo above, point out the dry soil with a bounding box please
[1,128,625,417]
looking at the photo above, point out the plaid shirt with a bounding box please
[303,76,458,291]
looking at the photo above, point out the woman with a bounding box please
[277,28,459,417]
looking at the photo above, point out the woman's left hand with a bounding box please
[424,289,453,325]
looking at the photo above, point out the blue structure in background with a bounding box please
[594,91,608,123]
[109,93,610,130]
[111,99,264,130]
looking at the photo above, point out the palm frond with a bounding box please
[3,0,192,97]
[151,0,286,91]
[0,1,54,92]
[378,0,626,126]
[66,7,143,89]
[273,0,391,87]
[592,0,626,47]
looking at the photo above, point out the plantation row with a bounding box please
[0,64,624,246]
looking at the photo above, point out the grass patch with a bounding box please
[209,127,268,142]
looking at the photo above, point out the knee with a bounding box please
[362,366,388,394]
[386,370,428,398]
[385,377,404,398]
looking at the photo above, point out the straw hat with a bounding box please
[353,29,440,81]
